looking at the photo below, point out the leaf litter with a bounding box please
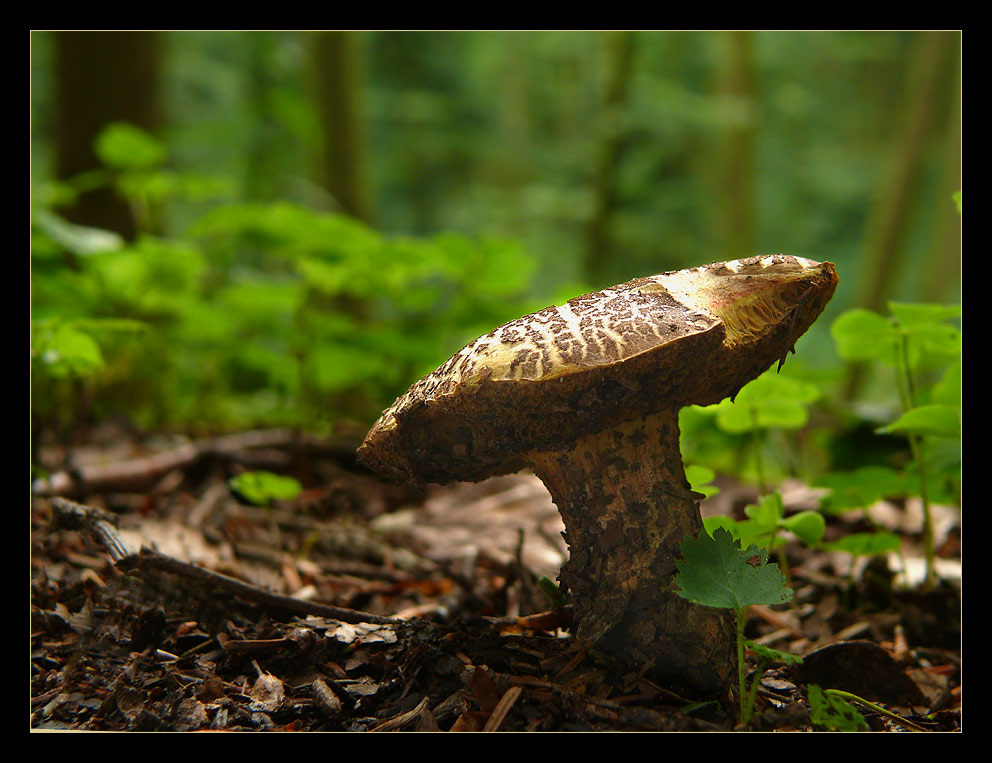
[31,424,960,731]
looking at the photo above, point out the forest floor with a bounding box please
[30,422,961,732]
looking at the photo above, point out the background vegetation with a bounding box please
[30,31,961,519]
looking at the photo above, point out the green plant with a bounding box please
[691,369,823,493]
[831,301,961,587]
[31,123,543,435]
[807,684,870,731]
[227,470,303,507]
[675,527,793,725]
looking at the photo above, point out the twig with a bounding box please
[49,496,399,626]
[482,686,523,731]
[369,696,431,732]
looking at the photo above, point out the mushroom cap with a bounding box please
[359,255,838,485]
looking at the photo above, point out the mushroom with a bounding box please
[358,255,838,697]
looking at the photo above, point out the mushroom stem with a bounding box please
[527,408,736,696]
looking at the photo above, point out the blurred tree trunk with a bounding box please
[584,31,637,287]
[711,31,757,259]
[244,32,280,201]
[922,36,961,304]
[844,31,957,400]
[856,31,957,314]
[311,31,374,223]
[54,31,161,239]
[493,34,532,193]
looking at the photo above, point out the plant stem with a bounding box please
[751,408,766,494]
[896,331,935,588]
[736,606,747,725]
[823,689,928,732]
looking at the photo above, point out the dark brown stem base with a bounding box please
[528,410,736,699]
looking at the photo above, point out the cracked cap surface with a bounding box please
[359,255,838,485]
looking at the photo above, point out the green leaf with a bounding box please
[744,492,784,529]
[675,527,793,610]
[953,190,961,213]
[32,322,105,378]
[821,531,901,557]
[712,372,821,433]
[830,309,900,364]
[930,361,961,407]
[808,685,869,732]
[887,302,960,329]
[228,471,303,506]
[781,511,826,546]
[685,464,720,498]
[877,404,960,439]
[746,641,804,666]
[814,466,906,513]
[537,576,569,607]
[95,122,167,170]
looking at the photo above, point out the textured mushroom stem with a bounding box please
[528,409,736,698]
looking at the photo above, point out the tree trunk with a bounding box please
[54,30,161,239]
[711,30,757,259]
[584,31,638,288]
[856,31,957,314]
[922,35,962,305]
[844,31,957,399]
[311,31,373,223]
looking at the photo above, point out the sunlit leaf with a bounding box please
[877,404,960,439]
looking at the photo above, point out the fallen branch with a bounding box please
[33,429,357,498]
[49,496,399,626]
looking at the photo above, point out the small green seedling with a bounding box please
[704,491,825,554]
[228,470,303,507]
[675,527,793,726]
[807,684,870,731]
[537,575,570,608]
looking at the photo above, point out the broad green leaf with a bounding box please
[877,404,960,439]
[228,471,302,506]
[953,191,961,213]
[781,511,826,546]
[685,464,720,498]
[744,492,784,529]
[887,302,960,329]
[814,466,906,513]
[822,531,901,557]
[930,361,961,407]
[702,515,738,537]
[712,373,821,433]
[808,685,869,732]
[831,309,900,363]
[95,122,167,170]
[32,323,105,378]
[675,527,793,610]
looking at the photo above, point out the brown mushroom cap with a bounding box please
[359,255,838,485]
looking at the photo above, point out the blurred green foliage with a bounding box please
[31,122,542,434]
[31,32,960,542]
